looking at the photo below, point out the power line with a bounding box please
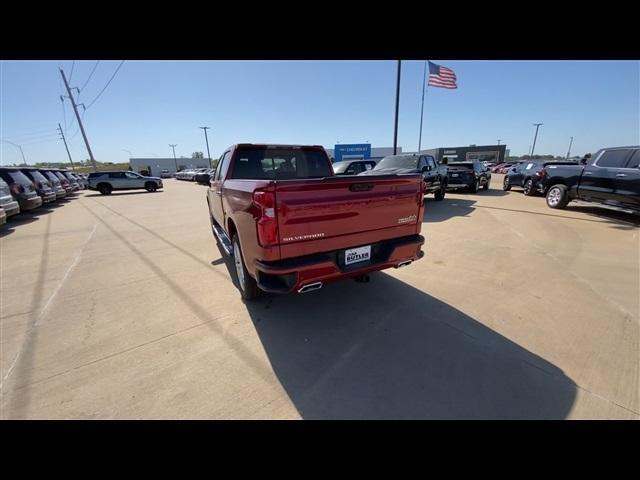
[85,61,125,110]
[3,128,58,140]
[80,61,100,94]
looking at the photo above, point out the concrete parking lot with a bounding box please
[1,176,638,419]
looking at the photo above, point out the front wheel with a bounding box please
[434,184,446,201]
[469,180,478,193]
[232,235,261,301]
[145,182,157,192]
[503,177,511,191]
[546,184,569,209]
[99,184,112,195]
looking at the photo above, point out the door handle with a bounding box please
[584,172,593,175]
[615,173,627,177]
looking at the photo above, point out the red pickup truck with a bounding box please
[207,144,426,300]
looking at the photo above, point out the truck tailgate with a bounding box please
[275,175,423,256]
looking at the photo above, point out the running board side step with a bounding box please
[211,220,233,256]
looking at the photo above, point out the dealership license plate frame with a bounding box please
[344,245,371,266]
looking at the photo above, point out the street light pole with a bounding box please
[199,126,212,168]
[530,123,543,160]
[393,60,401,155]
[566,136,574,160]
[169,144,178,173]
[3,140,27,165]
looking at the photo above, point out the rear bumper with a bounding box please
[41,192,57,203]
[1,201,20,217]
[19,196,43,211]
[253,234,425,294]
[55,189,66,199]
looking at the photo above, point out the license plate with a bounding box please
[451,173,459,177]
[345,245,371,265]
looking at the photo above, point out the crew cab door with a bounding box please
[208,150,232,227]
[581,149,632,203]
[422,155,440,192]
[613,149,640,209]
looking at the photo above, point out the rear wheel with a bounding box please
[145,182,157,192]
[469,180,478,193]
[482,180,489,190]
[523,179,535,196]
[434,183,446,201]
[503,176,511,191]
[98,183,112,195]
[546,184,569,209]
[232,235,260,301]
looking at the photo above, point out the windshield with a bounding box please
[375,156,419,170]
[332,162,351,174]
[28,170,49,184]
[0,178,11,196]
[8,171,34,187]
[230,147,332,180]
[44,172,61,185]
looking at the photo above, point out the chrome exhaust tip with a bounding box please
[396,260,413,268]
[297,282,323,293]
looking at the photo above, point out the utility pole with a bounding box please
[169,144,178,172]
[393,60,401,155]
[530,123,543,160]
[60,68,97,172]
[497,139,502,145]
[199,126,212,168]
[57,123,75,170]
[566,136,574,160]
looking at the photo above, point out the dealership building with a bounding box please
[420,144,508,164]
[129,158,210,176]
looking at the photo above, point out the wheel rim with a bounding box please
[233,241,245,291]
[504,178,509,187]
[548,187,561,206]
[525,181,531,194]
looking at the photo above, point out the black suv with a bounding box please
[446,160,491,193]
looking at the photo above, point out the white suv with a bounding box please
[87,171,163,195]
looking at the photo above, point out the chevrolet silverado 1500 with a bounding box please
[207,144,426,300]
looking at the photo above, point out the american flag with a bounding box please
[428,61,457,89]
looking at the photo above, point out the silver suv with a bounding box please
[87,171,163,195]
[0,177,20,218]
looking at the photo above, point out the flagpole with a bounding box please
[418,60,428,152]
[393,60,401,155]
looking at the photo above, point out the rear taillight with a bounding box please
[253,190,278,247]
[535,169,546,178]
[10,183,24,195]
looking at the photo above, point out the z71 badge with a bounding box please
[397,214,417,224]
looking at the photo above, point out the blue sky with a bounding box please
[1,60,638,165]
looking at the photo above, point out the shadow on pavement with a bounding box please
[564,204,640,229]
[84,191,162,198]
[423,198,476,223]
[215,243,577,419]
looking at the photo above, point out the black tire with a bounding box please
[523,179,535,196]
[546,184,569,209]
[434,184,446,201]
[482,181,489,190]
[231,235,260,301]
[503,176,511,191]
[145,182,157,192]
[98,183,112,195]
[469,180,478,193]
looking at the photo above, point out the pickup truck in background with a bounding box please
[359,153,448,200]
[207,144,426,300]
[543,146,640,211]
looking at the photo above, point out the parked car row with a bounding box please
[176,168,210,181]
[500,146,640,213]
[0,167,87,226]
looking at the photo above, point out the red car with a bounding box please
[207,144,426,300]
[491,163,509,173]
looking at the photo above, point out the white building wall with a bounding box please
[129,158,210,176]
